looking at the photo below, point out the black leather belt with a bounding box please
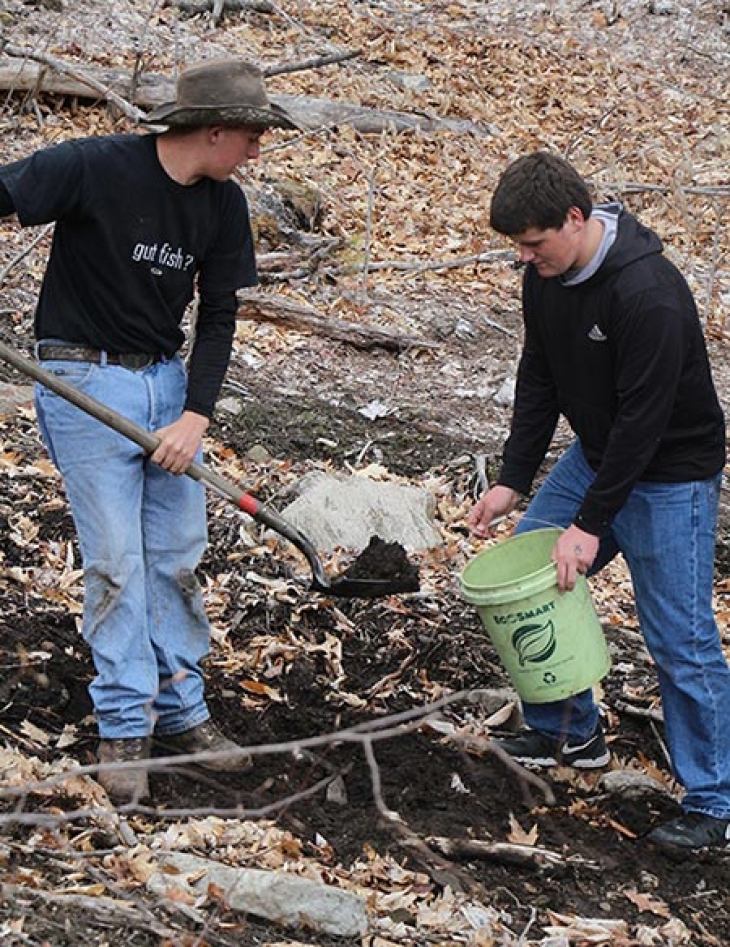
[37,344,162,371]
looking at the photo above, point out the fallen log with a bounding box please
[427,836,597,870]
[0,53,490,136]
[237,290,437,352]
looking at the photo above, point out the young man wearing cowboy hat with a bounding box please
[0,59,295,804]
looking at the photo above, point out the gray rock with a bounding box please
[493,377,516,407]
[599,769,672,800]
[245,443,271,464]
[279,471,442,552]
[147,852,369,938]
[386,70,432,93]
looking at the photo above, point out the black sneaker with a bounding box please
[494,724,610,769]
[647,812,730,851]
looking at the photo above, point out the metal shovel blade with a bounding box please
[311,536,420,599]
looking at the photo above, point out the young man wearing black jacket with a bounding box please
[469,151,730,851]
[0,59,294,804]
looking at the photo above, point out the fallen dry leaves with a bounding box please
[1,1,729,945]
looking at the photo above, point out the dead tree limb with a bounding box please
[0,687,556,824]
[2,44,145,121]
[328,248,515,276]
[427,836,599,871]
[1,884,196,941]
[590,179,730,199]
[236,290,438,351]
[0,53,490,136]
[265,49,363,78]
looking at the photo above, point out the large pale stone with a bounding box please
[278,471,442,552]
[147,852,369,938]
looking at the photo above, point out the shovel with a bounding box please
[0,341,419,599]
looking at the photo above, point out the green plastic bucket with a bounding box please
[460,528,611,703]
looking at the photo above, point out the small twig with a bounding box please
[564,103,619,160]
[362,738,398,821]
[265,49,362,77]
[362,653,417,699]
[518,906,540,946]
[702,202,724,325]
[130,0,165,102]
[0,224,53,288]
[328,248,515,277]
[650,719,672,770]
[614,699,664,724]
[211,0,225,25]
[360,163,378,298]
[360,743,489,896]
[169,0,275,14]
[429,836,578,869]
[448,730,557,806]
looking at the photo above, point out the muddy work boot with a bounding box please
[97,737,151,805]
[155,719,250,772]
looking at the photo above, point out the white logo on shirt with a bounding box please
[588,324,608,342]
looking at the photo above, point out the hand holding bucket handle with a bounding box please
[550,525,599,592]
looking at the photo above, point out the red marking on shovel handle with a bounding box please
[238,493,261,516]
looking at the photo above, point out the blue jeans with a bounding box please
[36,354,212,739]
[514,441,730,819]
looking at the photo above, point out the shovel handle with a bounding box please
[0,341,329,582]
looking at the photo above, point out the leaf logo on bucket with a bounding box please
[512,620,557,666]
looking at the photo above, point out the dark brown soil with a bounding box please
[2,381,729,946]
[336,535,421,593]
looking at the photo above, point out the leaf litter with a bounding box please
[1,0,730,945]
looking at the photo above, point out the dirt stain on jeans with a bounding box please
[177,568,208,622]
[84,569,122,636]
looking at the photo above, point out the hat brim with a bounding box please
[142,101,297,130]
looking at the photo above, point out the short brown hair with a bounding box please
[489,151,592,236]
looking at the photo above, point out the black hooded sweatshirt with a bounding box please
[498,207,726,537]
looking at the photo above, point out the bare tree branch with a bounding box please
[0,224,53,288]
[3,43,145,121]
[0,687,555,826]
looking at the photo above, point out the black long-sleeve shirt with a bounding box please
[498,207,726,536]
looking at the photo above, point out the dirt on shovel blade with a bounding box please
[339,535,420,592]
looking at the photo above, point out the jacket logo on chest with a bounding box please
[588,324,608,342]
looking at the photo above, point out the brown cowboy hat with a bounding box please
[142,58,296,130]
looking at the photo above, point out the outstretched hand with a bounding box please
[468,484,519,539]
